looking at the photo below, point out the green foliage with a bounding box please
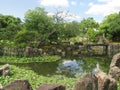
[0,14,22,41]
[79,17,99,34]
[0,65,80,90]
[79,17,99,43]
[53,23,65,42]
[0,56,61,63]
[51,11,80,42]
[0,40,15,47]
[86,28,99,42]
[100,13,120,41]
[1,6,120,45]
[24,7,82,43]
[24,7,54,42]
[14,30,38,47]
[62,21,80,40]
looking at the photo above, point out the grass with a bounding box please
[0,55,61,63]
[118,81,120,90]
[0,65,83,90]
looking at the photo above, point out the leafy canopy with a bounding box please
[24,7,54,42]
[0,14,22,40]
[100,13,120,41]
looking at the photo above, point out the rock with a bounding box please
[95,71,117,90]
[109,53,120,80]
[0,68,3,76]
[4,79,33,90]
[0,84,3,90]
[25,46,33,57]
[109,66,120,80]
[108,77,117,90]
[36,84,66,90]
[0,64,10,76]
[0,47,3,56]
[74,74,98,90]
[75,71,117,90]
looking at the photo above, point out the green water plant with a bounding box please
[0,65,82,90]
[0,56,60,63]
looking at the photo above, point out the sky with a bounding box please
[0,0,120,23]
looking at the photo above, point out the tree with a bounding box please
[0,14,22,40]
[62,21,80,40]
[14,30,38,47]
[79,17,99,33]
[50,9,70,42]
[52,9,70,23]
[79,17,99,43]
[86,28,99,42]
[24,7,54,43]
[100,13,120,41]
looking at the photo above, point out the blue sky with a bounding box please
[0,0,120,22]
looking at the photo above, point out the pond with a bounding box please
[0,56,112,77]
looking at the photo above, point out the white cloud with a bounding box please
[80,2,85,6]
[98,0,112,2]
[88,2,93,6]
[86,0,120,16]
[40,0,69,7]
[67,14,81,21]
[47,12,81,21]
[47,12,54,16]
[71,1,76,6]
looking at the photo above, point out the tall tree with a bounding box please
[24,7,54,43]
[79,17,99,33]
[79,17,99,42]
[63,21,80,40]
[100,13,120,41]
[50,9,70,42]
[0,14,22,40]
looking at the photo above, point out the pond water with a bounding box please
[0,56,111,77]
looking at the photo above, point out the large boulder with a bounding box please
[109,53,120,80]
[74,74,98,90]
[4,79,33,90]
[36,84,65,90]
[74,71,117,90]
[95,71,117,90]
[0,64,10,76]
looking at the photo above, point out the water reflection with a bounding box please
[56,60,83,76]
[0,57,111,77]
